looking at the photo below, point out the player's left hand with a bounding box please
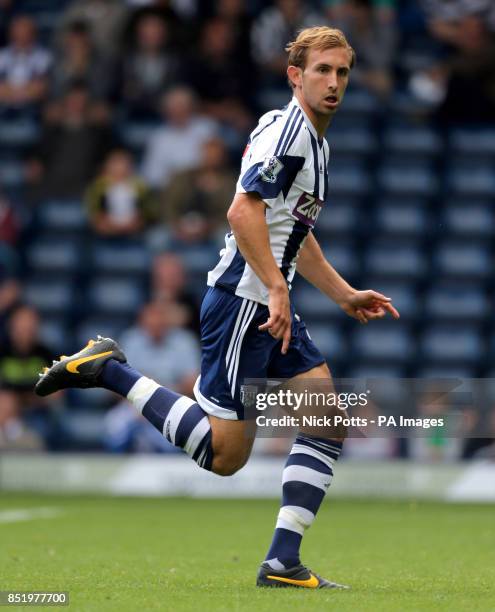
[340,290,400,324]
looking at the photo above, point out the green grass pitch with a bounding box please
[1,494,494,611]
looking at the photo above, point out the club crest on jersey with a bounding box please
[258,156,284,183]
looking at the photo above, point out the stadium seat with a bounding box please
[383,126,442,157]
[0,158,24,187]
[328,161,371,195]
[346,364,405,379]
[416,365,475,379]
[26,239,81,274]
[0,119,39,149]
[447,161,495,196]
[91,242,151,275]
[87,278,145,316]
[23,279,74,315]
[337,88,379,115]
[441,201,493,238]
[449,129,495,156]
[316,197,360,237]
[374,199,429,237]
[38,200,87,232]
[365,240,426,279]
[424,285,489,322]
[387,91,435,117]
[305,323,346,362]
[420,325,483,363]
[378,161,438,196]
[321,241,359,278]
[291,285,343,321]
[326,126,377,156]
[351,323,414,363]
[38,318,70,352]
[433,241,491,280]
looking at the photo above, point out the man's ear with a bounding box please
[287,65,302,89]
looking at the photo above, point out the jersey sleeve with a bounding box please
[236,114,307,207]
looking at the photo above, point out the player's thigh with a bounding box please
[209,415,255,469]
[290,362,347,441]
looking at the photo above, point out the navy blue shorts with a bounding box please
[193,286,325,420]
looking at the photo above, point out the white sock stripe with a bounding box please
[276,505,315,535]
[275,517,303,535]
[183,417,211,457]
[164,395,197,444]
[127,377,161,414]
[282,465,332,491]
[225,298,248,371]
[227,300,256,386]
[291,444,335,471]
[229,301,257,397]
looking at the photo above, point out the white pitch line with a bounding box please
[0,507,63,524]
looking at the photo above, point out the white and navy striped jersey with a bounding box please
[207,96,329,305]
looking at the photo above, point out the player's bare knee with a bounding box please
[211,452,248,476]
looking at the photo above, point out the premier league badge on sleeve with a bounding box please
[258,156,284,183]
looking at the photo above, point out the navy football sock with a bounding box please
[265,434,342,569]
[100,360,213,470]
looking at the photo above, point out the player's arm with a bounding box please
[297,232,400,323]
[227,192,291,353]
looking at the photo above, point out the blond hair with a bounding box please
[285,26,355,88]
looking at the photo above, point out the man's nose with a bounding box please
[327,72,338,90]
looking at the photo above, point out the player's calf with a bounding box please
[209,416,255,476]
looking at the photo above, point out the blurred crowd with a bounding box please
[0,0,494,457]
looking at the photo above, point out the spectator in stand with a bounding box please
[0,15,52,113]
[103,300,200,452]
[0,239,20,344]
[161,136,234,244]
[186,17,253,135]
[0,305,54,450]
[51,21,116,101]
[121,13,184,119]
[0,192,20,344]
[439,15,495,124]
[251,0,323,86]
[151,252,200,335]
[409,2,495,123]
[0,0,15,47]
[0,189,19,246]
[422,0,495,38]
[214,0,254,64]
[325,0,398,98]
[86,148,157,238]
[141,86,218,190]
[26,83,113,199]
[60,0,129,60]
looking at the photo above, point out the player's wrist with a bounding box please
[267,280,288,295]
[334,286,357,308]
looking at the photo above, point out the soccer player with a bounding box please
[36,26,399,589]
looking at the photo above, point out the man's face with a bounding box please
[10,17,35,49]
[297,46,351,118]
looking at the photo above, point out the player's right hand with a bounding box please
[258,285,291,354]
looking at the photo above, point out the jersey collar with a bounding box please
[291,96,324,146]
